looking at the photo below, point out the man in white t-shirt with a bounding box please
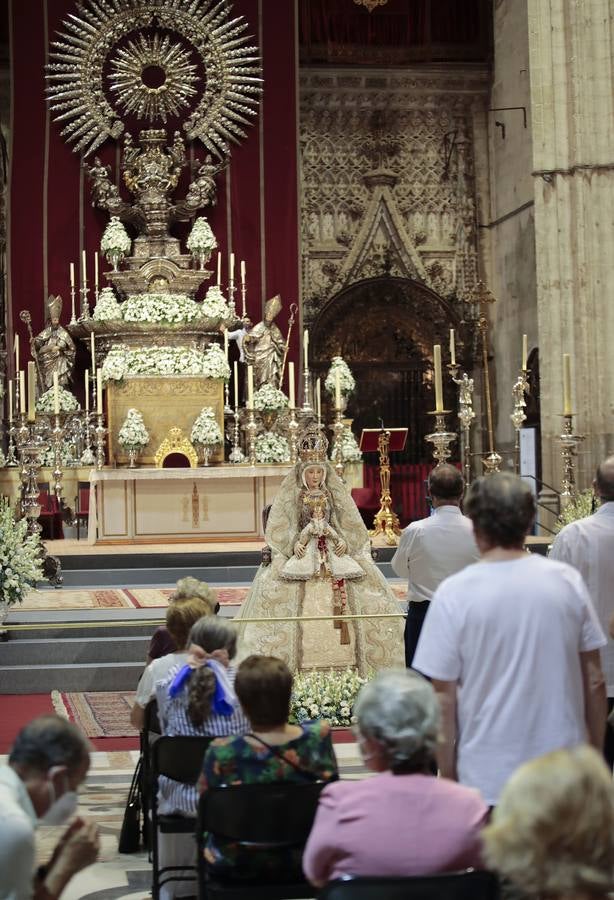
[391,464,479,666]
[413,473,607,807]
[550,456,614,769]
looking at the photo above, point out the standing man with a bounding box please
[0,715,99,899]
[550,456,614,769]
[391,464,479,667]
[413,473,607,808]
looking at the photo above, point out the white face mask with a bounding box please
[39,773,78,826]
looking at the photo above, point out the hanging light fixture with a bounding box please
[353,0,389,11]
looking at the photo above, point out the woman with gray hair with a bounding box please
[303,669,488,887]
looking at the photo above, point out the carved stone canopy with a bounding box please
[154,427,198,468]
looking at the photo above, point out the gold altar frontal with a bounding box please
[106,376,225,466]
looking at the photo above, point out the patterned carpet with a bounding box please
[53,691,139,738]
[21,586,249,611]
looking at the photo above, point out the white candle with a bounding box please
[433,344,444,412]
[316,377,321,425]
[53,373,59,415]
[233,361,239,410]
[90,332,96,374]
[563,354,572,415]
[449,329,456,366]
[247,365,254,409]
[82,249,87,285]
[224,329,229,360]
[240,260,246,286]
[303,329,309,369]
[94,251,99,294]
[8,379,13,423]
[14,334,19,373]
[96,369,103,415]
[69,262,75,289]
[217,252,221,286]
[288,361,295,409]
[85,369,89,413]
[229,252,235,286]
[19,371,25,414]
[522,334,528,371]
[27,361,36,423]
[335,369,341,409]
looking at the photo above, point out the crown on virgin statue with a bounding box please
[298,425,329,464]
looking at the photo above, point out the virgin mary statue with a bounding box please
[236,428,405,673]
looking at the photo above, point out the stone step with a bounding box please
[0,636,150,667]
[56,564,259,588]
[0,661,144,693]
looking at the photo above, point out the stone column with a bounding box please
[528,0,614,490]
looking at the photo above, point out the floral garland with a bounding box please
[290,668,369,728]
[102,345,230,382]
[254,384,289,412]
[0,499,43,607]
[324,356,356,397]
[187,217,217,254]
[36,387,81,414]
[118,408,149,450]
[93,287,122,321]
[202,284,232,322]
[202,343,231,381]
[100,216,131,255]
[191,407,223,446]
[123,293,204,325]
[254,431,290,464]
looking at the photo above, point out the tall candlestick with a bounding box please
[217,252,221,286]
[563,353,572,415]
[94,251,99,295]
[335,370,341,409]
[70,262,75,289]
[27,361,36,422]
[96,369,103,415]
[316,377,321,425]
[449,329,456,367]
[240,259,246,285]
[229,252,235,286]
[433,344,444,412]
[288,361,295,409]
[14,334,19,373]
[90,332,96,374]
[85,369,90,413]
[82,249,87,285]
[53,373,60,415]
[224,329,229,359]
[233,361,239,410]
[8,379,13,423]
[303,329,309,369]
[247,365,254,409]
[522,333,528,371]
[19,371,25,414]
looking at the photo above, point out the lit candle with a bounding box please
[53,373,60,415]
[217,252,221,286]
[229,252,235,286]
[233,361,239,410]
[90,332,96,374]
[335,369,341,409]
[316,377,321,425]
[224,329,229,360]
[94,251,99,295]
[240,259,246,286]
[27,361,36,423]
[96,369,103,415]
[433,344,444,412]
[449,329,456,367]
[288,361,295,409]
[69,262,75,289]
[82,249,87,285]
[14,334,19,374]
[522,334,528,371]
[8,379,13,423]
[303,329,309,369]
[563,353,572,415]
[85,369,89,413]
[247,365,254,409]
[19,371,25,414]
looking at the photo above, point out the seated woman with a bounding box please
[130,596,214,730]
[483,746,614,900]
[147,577,219,664]
[303,669,488,887]
[198,654,339,881]
[154,616,249,900]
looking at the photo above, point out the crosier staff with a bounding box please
[19,310,45,394]
[280,302,298,384]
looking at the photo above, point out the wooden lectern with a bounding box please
[359,427,408,545]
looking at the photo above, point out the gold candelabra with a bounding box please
[425,410,457,466]
[558,412,584,505]
[331,406,345,480]
[369,430,402,545]
[51,413,64,501]
[511,368,530,473]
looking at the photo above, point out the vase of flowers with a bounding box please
[191,407,223,466]
[254,432,291,464]
[187,217,217,269]
[254,385,289,431]
[0,499,43,626]
[117,408,149,467]
[101,216,132,271]
[325,356,356,412]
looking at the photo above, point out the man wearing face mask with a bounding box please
[0,715,100,900]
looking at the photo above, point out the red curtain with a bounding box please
[364,463,432,525]
[8,0,300,376]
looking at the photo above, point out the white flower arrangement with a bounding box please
[101,347,128,382]
[333,427,362,463]
[0,446,6,468]
[325,356,356,397]
[254,384,289,412]
[93,287,122,321]
[254,432,290,464]
[202,343,231,381]
[100,216,131,255]
[202,285,232,322]
[187,217,217,254]
[290,668,370,728]
[0,499,43,607]
[191,407,223,447]
[555,489,596,533]
[118,408,149,450]
[36,387,81,414]
[123,293,203,325]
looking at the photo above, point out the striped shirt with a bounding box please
[154,663,249,814]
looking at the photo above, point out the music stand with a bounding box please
[359,427,408,545]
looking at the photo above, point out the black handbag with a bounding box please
[118,755,143,854]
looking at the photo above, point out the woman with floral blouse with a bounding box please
[198,655,338,881]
